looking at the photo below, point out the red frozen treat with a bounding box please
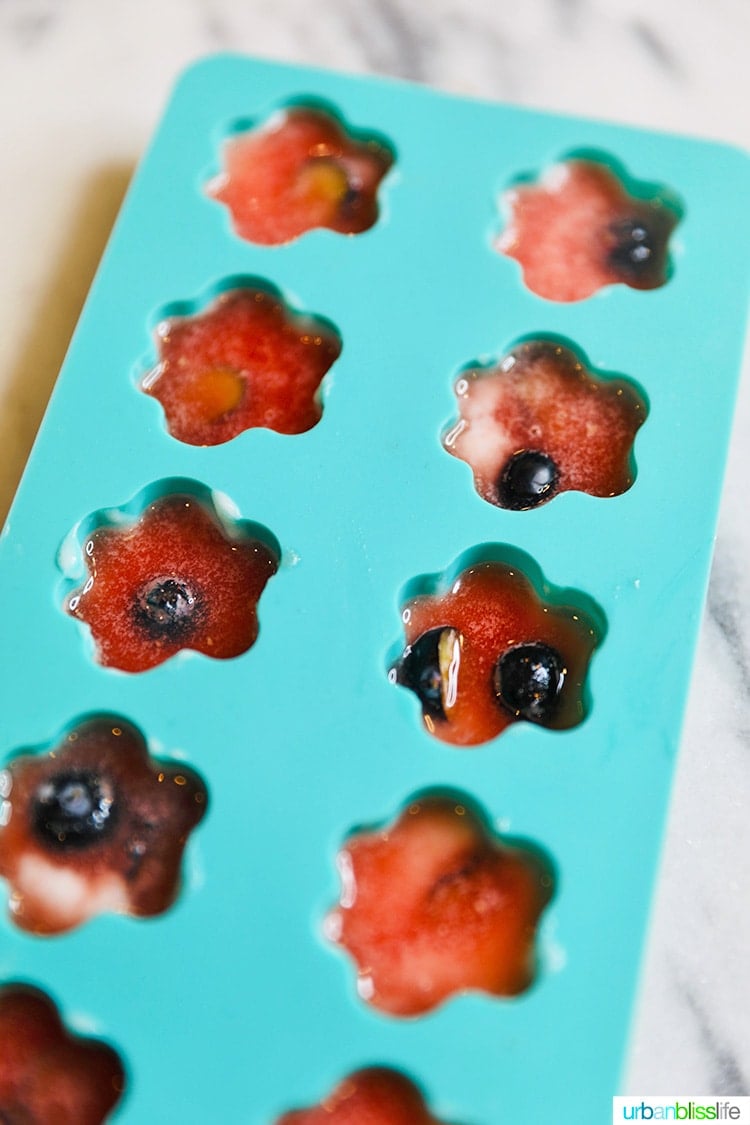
[0,717,207,935]
[390,558,599,746]
[65,492,278,673]
[141,287,342,447]
[0,985,125,1123]
[276,1067,450,1125]
[443,340,646,509]
[206,106,393,244]
[326,795,553,1017]
[497,159,678,301]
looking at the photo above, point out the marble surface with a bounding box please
[0,0,748,1101]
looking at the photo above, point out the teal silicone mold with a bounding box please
[0,54,748,1124]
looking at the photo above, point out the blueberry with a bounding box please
[391,627,460,720]
[32,770,116,850]
[340,183,364,217]
[497,451,558,510]
[607,217,663,281]
[493,642,565,725]
[133,577,204,640]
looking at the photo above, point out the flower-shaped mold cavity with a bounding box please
[443,339,647,509]
[496,153,681,301]
[325,792,554,1017]
[205,101,394,244]
[62,480,280,673]
[0,716,207,935]
[0,983,125,1123]
[389,548,603,746]
[276,1067,453,1124]
[140,280,342,447]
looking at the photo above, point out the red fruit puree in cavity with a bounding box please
[65,493,278,673]
[277,1066,452,1125]
[497,159,677,301]
[141,288,341,447]
[206,106,393,244]
[276,1067,450,1125]
[0,985,125,1124]
[326,796,553,1017]
[0,717,207,935]
[443,340,646,509]
[390,559,598,746]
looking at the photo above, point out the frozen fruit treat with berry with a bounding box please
[443,340,646,509]
[276,1067,452,1125]
[497,158,679,301]
[0,984,124,1123]
[206,106,393,244]
[141,287,341,447]
[0,717,207,935]
[64,490,279,673]
[325,795,553,1016]
[390,556,600,746]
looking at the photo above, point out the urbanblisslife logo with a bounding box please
[613,1098,750,1122]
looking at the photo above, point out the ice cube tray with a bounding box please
[1,53,749,1124]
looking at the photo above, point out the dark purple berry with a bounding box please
[391,627,459,720]
[498,450,558,510]
[133,577,204,640]
[32,771,116,850]
[493,642,565,725]
[607,216,666,282]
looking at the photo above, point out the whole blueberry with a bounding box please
[493,642,565,724]
[497,450,559,510]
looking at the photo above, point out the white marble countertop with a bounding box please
[0,0,748,1103]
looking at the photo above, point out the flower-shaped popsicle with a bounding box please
[443,340,646,510]
[64,489,279,673]
[497,158,679,301]
[0,717,207,934]
[141,287,342,447]
[206,105,393,244]
[276,1068,452,1125]
[325,794,553,1017]
[0,985,125,1124]
[390,556,600,746]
